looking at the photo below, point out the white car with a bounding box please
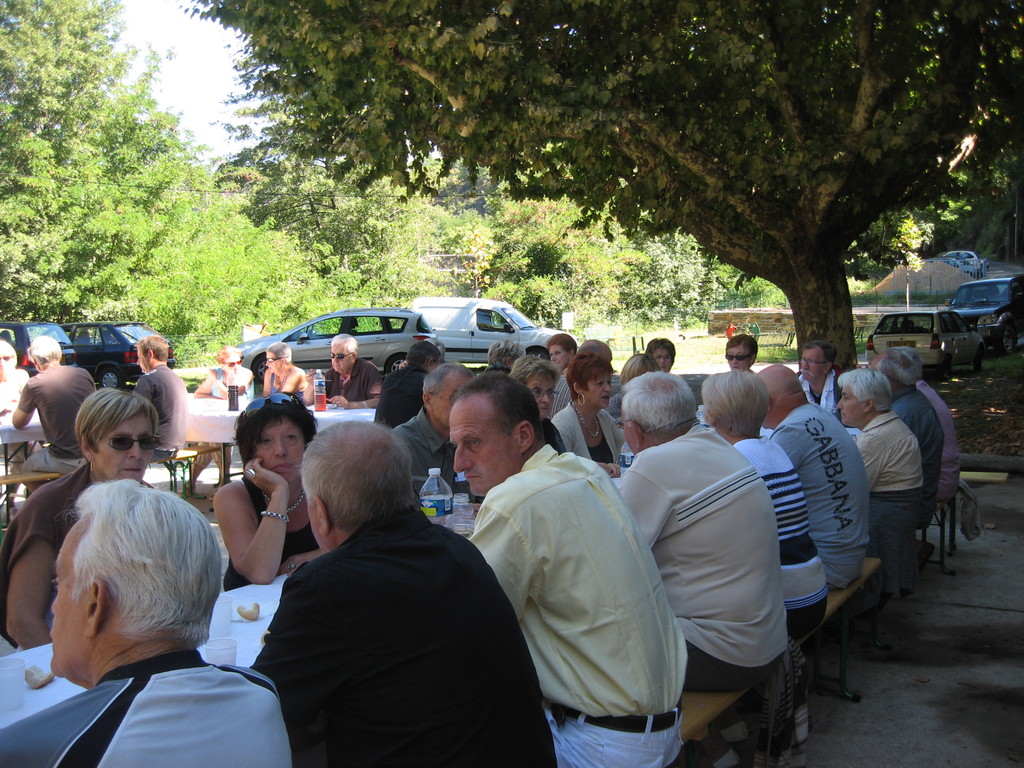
[866,310,985,378]
[926,251,988,279]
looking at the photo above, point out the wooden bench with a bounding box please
[152,446,222,499]
[0,471,63,540]
[926,470,1008,574]
[678,557,883,766]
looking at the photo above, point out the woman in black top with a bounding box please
[214,393,320,590]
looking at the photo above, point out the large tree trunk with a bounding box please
[776,250,858,370]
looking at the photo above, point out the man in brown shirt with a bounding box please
[13,336,95,480]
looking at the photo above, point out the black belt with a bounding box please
[551,703,678,734]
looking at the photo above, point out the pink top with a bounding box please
[915,380,960,502]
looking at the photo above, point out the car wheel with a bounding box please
[973,345,984,372]
[1001,323,1017,355]
[97,366,126,389]
[526,346,550,360]
[384,353,406,373]
[251,353,268,382]
[939,355,953,381]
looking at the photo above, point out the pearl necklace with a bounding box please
[572,403,602,439]
[262,489,306,515]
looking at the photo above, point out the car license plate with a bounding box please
[888,340,916,347]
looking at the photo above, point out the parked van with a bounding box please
[411,298,561,364]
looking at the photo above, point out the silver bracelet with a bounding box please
[260,510,290,523]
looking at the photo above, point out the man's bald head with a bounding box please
[757,364,807,428]
[578,339,613,363]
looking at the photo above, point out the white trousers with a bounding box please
[545,707,682,768]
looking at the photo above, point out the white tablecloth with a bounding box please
[0,416,45,446]
[186,397,375,443]
[0,577,287,729]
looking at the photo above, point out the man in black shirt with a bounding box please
[254,421,555,768]
[374,340,444,428]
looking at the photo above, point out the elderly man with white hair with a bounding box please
[618,372,787,692]
[13,335,95,483]
[838,368,923,608]
[0,481,291,767]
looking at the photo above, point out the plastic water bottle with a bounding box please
[453,471,472,498]
[313,369,327,412]
[619,442,634,472]
[450,493,475,537]
[419,468,453,526]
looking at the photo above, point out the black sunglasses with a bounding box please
[243,393,306,414]
[725,353,752,361]
[330,352,356,360]
[108,435,160,451]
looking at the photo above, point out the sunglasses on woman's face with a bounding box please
[243,393,305,414]
[108,435,160,451]
[725,353,751,361]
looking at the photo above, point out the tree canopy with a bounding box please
[196,0,1024,366]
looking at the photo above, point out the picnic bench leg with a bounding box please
[947,494,958,555]
[925,503,956,575]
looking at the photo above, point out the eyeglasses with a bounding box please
[725,353,751,361]
[530,387,556,400]
[224,361,241,367]
[267,356,287,363]
[0,355,14,361]
[801,358,830,366]
[243,393,305,414]
[108,435,160,451]
[330,352,356,360]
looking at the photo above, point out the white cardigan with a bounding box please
[551,405,624,461]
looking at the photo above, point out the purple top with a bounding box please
[915,380,960,502]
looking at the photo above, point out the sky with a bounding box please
[117,0,247,160]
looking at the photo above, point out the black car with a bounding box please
[947,276,1024,354]
[61,322,176,388]
[0,321,77,374]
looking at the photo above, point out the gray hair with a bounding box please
[332,334,357,350]
[487,339,525,367]
[28,336,62,367]
[72,480,220,648]
[838,368,892,411]
[302,422,419,531]
[874,346,922,385]
[423,362,472,395]
[621,371,697,435]
[701,371,769,438]
[266,341,292,361]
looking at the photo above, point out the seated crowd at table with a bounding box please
[0,330,958,768]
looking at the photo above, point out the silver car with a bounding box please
[238,308,439,380]
[866,310,985,378]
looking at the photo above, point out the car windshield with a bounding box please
[503,307,538,330]
[952,284,1007,305]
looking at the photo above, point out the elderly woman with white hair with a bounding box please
[701,370,828,639]
[837,368,922,607]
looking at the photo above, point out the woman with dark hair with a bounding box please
[645,338,676,373]
[550,352,624,477]
[214,393,321,589]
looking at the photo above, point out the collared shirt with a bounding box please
[856,410,923,492]
[471,446,687,717]
[325,358,382,403]
[0,650,290,768]
[620,426,788,668]
[392,407,456,491]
